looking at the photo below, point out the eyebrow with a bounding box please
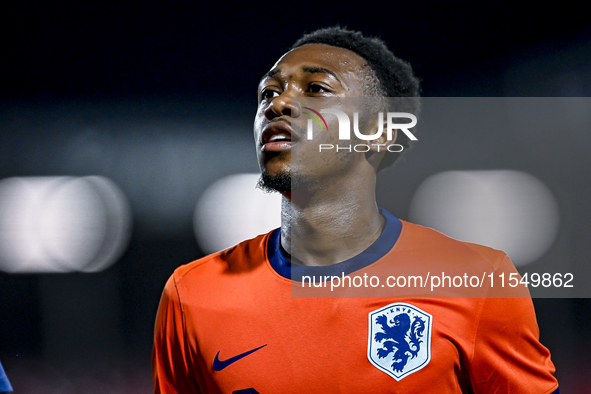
[261,67,341,83]
[301,66,341,83]
[262,69,280,79]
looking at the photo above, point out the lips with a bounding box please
[261,121,299,151]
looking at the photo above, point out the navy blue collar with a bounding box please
[267,209,402,281]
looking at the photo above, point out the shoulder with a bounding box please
[169,230,273,289]
[398,220,508,271]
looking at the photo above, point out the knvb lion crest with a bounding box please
[367,302,432,381]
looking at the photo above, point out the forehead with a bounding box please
[265,43,368,80]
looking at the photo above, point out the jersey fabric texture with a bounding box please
[153,210,559,393]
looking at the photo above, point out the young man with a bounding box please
[153,27,559,393]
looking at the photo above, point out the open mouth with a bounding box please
[267,133,291,143]
[261,121,298,151]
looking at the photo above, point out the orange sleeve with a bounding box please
[469,259,559,393]
[152,275,201,394]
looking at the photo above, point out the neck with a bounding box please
[279,166,384,266]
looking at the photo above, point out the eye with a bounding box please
[307,83,329,94]
[260,88,280,101]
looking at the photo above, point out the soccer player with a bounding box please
[153,27,559,393]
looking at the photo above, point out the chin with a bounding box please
[257,171,291,194]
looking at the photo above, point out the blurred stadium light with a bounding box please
[194,173,281,254]
[0,176,131,273]
[409,170,559,267]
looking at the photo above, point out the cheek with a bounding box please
[253,110,266,138]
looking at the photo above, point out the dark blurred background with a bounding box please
[1,1,590,392]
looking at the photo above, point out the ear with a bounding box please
[362,114,397,150]
[365,116,397,169]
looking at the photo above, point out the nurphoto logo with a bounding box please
[305,108,417,153]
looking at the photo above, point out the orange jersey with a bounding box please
[153,210,559,393]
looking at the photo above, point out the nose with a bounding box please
[264,92,302,120]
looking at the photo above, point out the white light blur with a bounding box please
[409,170,559,267]
[194,174,282,254]
[0,176,132,273]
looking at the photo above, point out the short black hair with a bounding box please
[291,26,421,171]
